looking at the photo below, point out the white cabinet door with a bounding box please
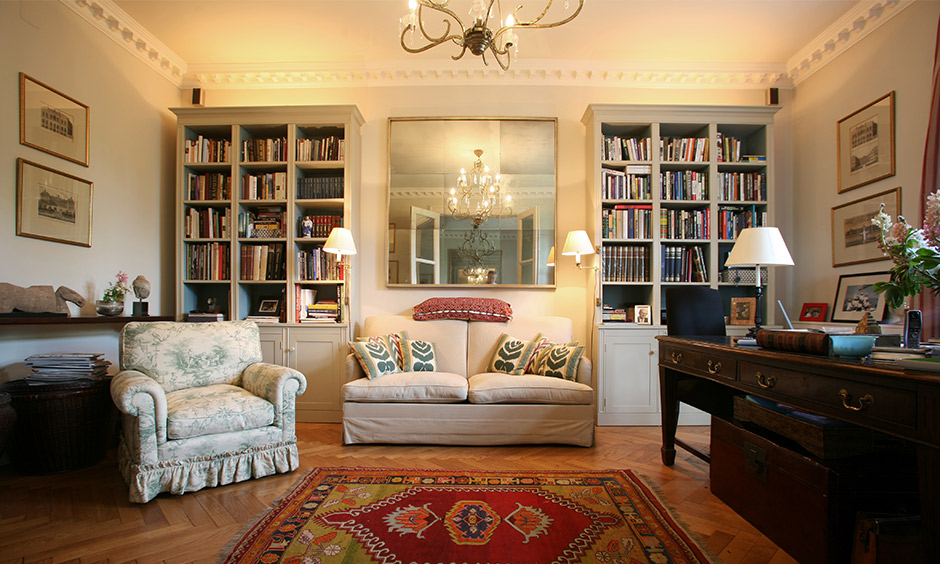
[258,326,285,366]
[288,325,346,423]
[597,326,664,426]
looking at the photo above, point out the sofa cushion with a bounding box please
[356,331,408,369]
[165,384,275,440]
[401,339,438,372]
[413,297,512,322]
[486,332,544,375]
[343,372,468,403]
[468,373,593,405]
[531,342,585,381]
[364,316,468,377]
[467,317,573,377]
[349,340,400,379]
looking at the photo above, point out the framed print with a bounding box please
[831,187,899,267]
[16,158,92,247]
[831,272,890,323]
[634,305,651,325]
[257,299,280,314]
[837,91,894,193]
[799,302,829,322]
[730,297,756,326]
[19,73,89,167]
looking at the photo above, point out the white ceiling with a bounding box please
[70,0,910,87]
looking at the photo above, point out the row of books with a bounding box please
[294,286,345,323]
[660,170,707,200]
[601,166,652,200]
[299,214,343,238]
[661,137,709,162]
[297,136,345,162]
[186,242,230,281]
[297,175,344,200]
[24,353,110,382]
[295,247,345,281]
[239,207,285,239]
[242,137,288,162]
[602,245,649,282]
[187,172,232,201]
[717,172,766,202]
[602,205,652,239]
[716,132,767,163]
[718,206,767,240]
[662,245,708,283]
[660,208,710,240]
[184,136,231,163]
[602,305,628,322]
[240,243,286,281]
[601,135,652,161]
[242,172,287,201]
[185,207,230,239]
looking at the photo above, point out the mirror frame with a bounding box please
[386,116,558,288]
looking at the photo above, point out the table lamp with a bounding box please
[724,227,793,336]
[323,227,357,322]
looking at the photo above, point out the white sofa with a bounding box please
[342,315,594,446]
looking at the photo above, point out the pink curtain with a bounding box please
[920,16,940,339]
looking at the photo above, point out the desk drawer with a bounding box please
[662,345,736,381]
[738,362,916,429]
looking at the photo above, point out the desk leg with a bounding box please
[659,366,678,466]
[918,444,939,562]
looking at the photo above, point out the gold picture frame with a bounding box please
[830,187,900,267]
[837,91,895,193]
[730,297,756,326]
[16,158,93,247]
[19,73,90,167]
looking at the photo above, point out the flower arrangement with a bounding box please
[102,271,130,302]
[871,190,940,310]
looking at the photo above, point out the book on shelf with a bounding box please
[239,206,285,238]
[297,175,344,200]
[242,172,287,200]
[660,170,707,200]
[660,136,709,162]
[184,136,231,163]
[240,243,285,281]
[242,137,287,162]
[187,312,225,322]
[717,171,766,202]
[185,207,230,239]
[24,352,110,382]
[297,214,343,238]
[602,245,648,282]
[661,245,707,283]
[187,172,231,200]
[659,208,710,240]
[601,135,651,161]
[296,136,345,161]
[295,246,344,281]
[294,287,319,323]
[186,241,230,280]
[244,315,280,324]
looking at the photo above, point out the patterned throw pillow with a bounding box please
[532,342,585,381]
[348,340,400,380]
[413,297,512,322]
[487,333,545,375]
[524,336,551,373]
[401,339,438,372]
[356,331,408,369]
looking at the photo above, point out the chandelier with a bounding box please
[400,0,585,71]
[446,149,511,226]
[459,224,497,283]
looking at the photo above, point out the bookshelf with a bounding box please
[172,105,363,422]
[582,104,778,425]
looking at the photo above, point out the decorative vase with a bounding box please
[95,300,124,316]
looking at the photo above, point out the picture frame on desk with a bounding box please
[730,297,756,326]
[16,158,93,247]
[799,302,828,322]
[837,91,895,193]
[19,73,89,167]
[831,271,890,323]
[831,187,899,267]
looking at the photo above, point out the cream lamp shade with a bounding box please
[562,230,595,259]
[725,227,793,271]
[323,227,357,258]
[546,246,555,267]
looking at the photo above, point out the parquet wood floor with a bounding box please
[0,424,798,564]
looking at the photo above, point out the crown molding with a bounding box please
[787,0,914,85]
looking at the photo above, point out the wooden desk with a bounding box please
[657,335,939,562]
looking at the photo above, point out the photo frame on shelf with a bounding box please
[730,297,756,326]
[634,305,651,325]
[799,302,829,322]
[19,73,89,167]
[831,271,891,323]
[257,299,280,314]
[16,158,92,247]
[837,91,895,193]
[831,187,900,267]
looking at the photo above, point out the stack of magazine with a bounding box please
[24,353,110,383]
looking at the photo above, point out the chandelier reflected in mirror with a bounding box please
[400,0,584,71]
[446,149,511,226]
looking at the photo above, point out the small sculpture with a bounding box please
[855,312,882,334]
[0,283,85,316]
[132,275,151,317]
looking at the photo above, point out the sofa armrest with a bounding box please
[344,353,365,383]
[242,362,306,436]
[576,356,593,388]
[111,369,167,464]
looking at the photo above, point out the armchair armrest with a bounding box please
[242,363,306,434]
[344,353,365,383]
[111,369,168,464]
[576,357,593,388]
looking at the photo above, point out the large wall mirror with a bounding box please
[387,117,556,287]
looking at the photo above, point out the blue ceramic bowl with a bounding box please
[829,334,876,359]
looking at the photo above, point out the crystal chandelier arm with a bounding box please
[505,0,584,28]
[400,1,468,54]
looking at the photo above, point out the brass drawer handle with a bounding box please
[671,352,683,364]
[707,360,722,374]
[839,389,873,412]
[755,371,777,389]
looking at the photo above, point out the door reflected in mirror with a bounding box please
[387,117,556,287]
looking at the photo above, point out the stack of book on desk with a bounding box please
[24,353,110,383]
[871,344,939,372]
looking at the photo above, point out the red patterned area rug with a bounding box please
[220,467,717,564]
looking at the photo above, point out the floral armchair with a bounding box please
[111,321,307,503]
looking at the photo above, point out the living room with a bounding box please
[1,0,938,562]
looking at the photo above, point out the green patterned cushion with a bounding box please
[401,339,438,372]
[348,340,400,379]
[356,331,409,369]
[486,333,545,375]
[532,342,585,381]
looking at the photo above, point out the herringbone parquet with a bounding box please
[0,424,798,564]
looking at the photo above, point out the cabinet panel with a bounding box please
[597,327,663,426]
[258,325,285,365]
[289,326,345,423]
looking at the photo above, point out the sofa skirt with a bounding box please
[342,402,594,447]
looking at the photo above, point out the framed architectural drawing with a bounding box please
[837,92,894,193]
[16,158,93,247]
[19,73,90,166]
[831,272,891,323]
[831,187,899,267]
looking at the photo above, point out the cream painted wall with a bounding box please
[0,1,178,380]
[790,1,939,325]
